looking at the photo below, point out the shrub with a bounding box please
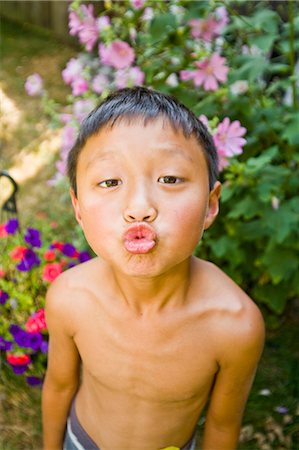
[25,0,299,321]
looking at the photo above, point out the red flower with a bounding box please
[44,249,56,261]
[25,308,47,333]
[51,241,64,251]
[0,224,8,238]
[7,353,31,365]
[10,246,27,261]
[42,262,63,282]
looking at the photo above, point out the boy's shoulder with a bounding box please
[192,258,265,356]
[45,257,104,315]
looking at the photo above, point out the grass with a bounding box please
[0,16,299,450]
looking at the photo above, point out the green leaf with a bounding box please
[251,9,279,34]
[260,248,298,284]
[233,56,269,82]
[282,114,299,145]
[149,13,177,41]
[227,195,261,220]
[253,284,289,314]
[248,34,276,52]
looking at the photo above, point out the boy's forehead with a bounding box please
[80,116,204,158]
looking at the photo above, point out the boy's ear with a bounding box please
[70,188,83,228]
[204,181,221,230]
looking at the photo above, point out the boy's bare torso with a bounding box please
[60,255,254,450]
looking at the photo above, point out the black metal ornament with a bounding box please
[0,171,18,215]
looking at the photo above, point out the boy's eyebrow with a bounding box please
[85,145,195,169]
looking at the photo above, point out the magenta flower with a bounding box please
[71,77,89,96]
[179,70,195,82]
[130,0,146,9]
[213,118,247,158]
[99,41,135,70]
[193,54,228,91]
[24,74,43,96]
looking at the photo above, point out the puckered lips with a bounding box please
[123,223,157,254]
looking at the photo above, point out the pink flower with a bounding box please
[69,10,82,36]
[179,70,194,82]
[142,7,154,21]
[92,73,109,94]
[0,268,6,278]
[43,249,56,261]
[97,16,110,30]
[73,99,95,123]
[24,73,43,96]
[115,66,144,89]
[42,262,63,283]
[213,117,247,170]
[10,246,27,261]
[189,18,219,41]
[0,224,8,238]
[130,0,146,9]
[62,58,83,85]
[198,114,210,129]
[61,124,77,153]
[71,77,89,96]
[25,309,47,333]
[193,54,228,91]
[214,6,229,31]
[78,17,99,51]
[99,40,135,70]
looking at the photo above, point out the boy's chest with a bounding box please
[75,310,218,403]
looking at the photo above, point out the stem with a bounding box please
[289,0,297,110]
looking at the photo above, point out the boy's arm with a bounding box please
[42,276,81,450]
[202,302,265,450]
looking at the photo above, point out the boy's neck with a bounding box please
[110,258,194,316]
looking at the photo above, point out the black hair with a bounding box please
[67,86,219,196]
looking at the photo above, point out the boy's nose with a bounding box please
[123,190,157,223]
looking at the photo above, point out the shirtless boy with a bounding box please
[42,87,265,450]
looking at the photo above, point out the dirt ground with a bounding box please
[0,19,76,228]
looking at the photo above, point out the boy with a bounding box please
[42,87,265,450]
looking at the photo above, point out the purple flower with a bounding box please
[5,218,19,235]
[0,336,13,351]
[28,332,42,351]
[62,243,77,257]
[9,324,23,337]
[24,228,42,247]
[275,406,289,414]
[40,341,49,354]
[16,249,41,272]
[14,329,30,348]
[12,364,28,374]
[0,290,9,305]
[78,251,91,263]
[26,375,43,386]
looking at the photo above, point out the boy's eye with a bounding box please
[158,176,184,184]
[98,179,122,188]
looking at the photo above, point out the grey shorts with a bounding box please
[63,400,197,450]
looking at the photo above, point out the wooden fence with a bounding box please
[0,1,72,42]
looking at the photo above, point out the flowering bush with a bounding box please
[0,218,91,385]
[24,0,299,321]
